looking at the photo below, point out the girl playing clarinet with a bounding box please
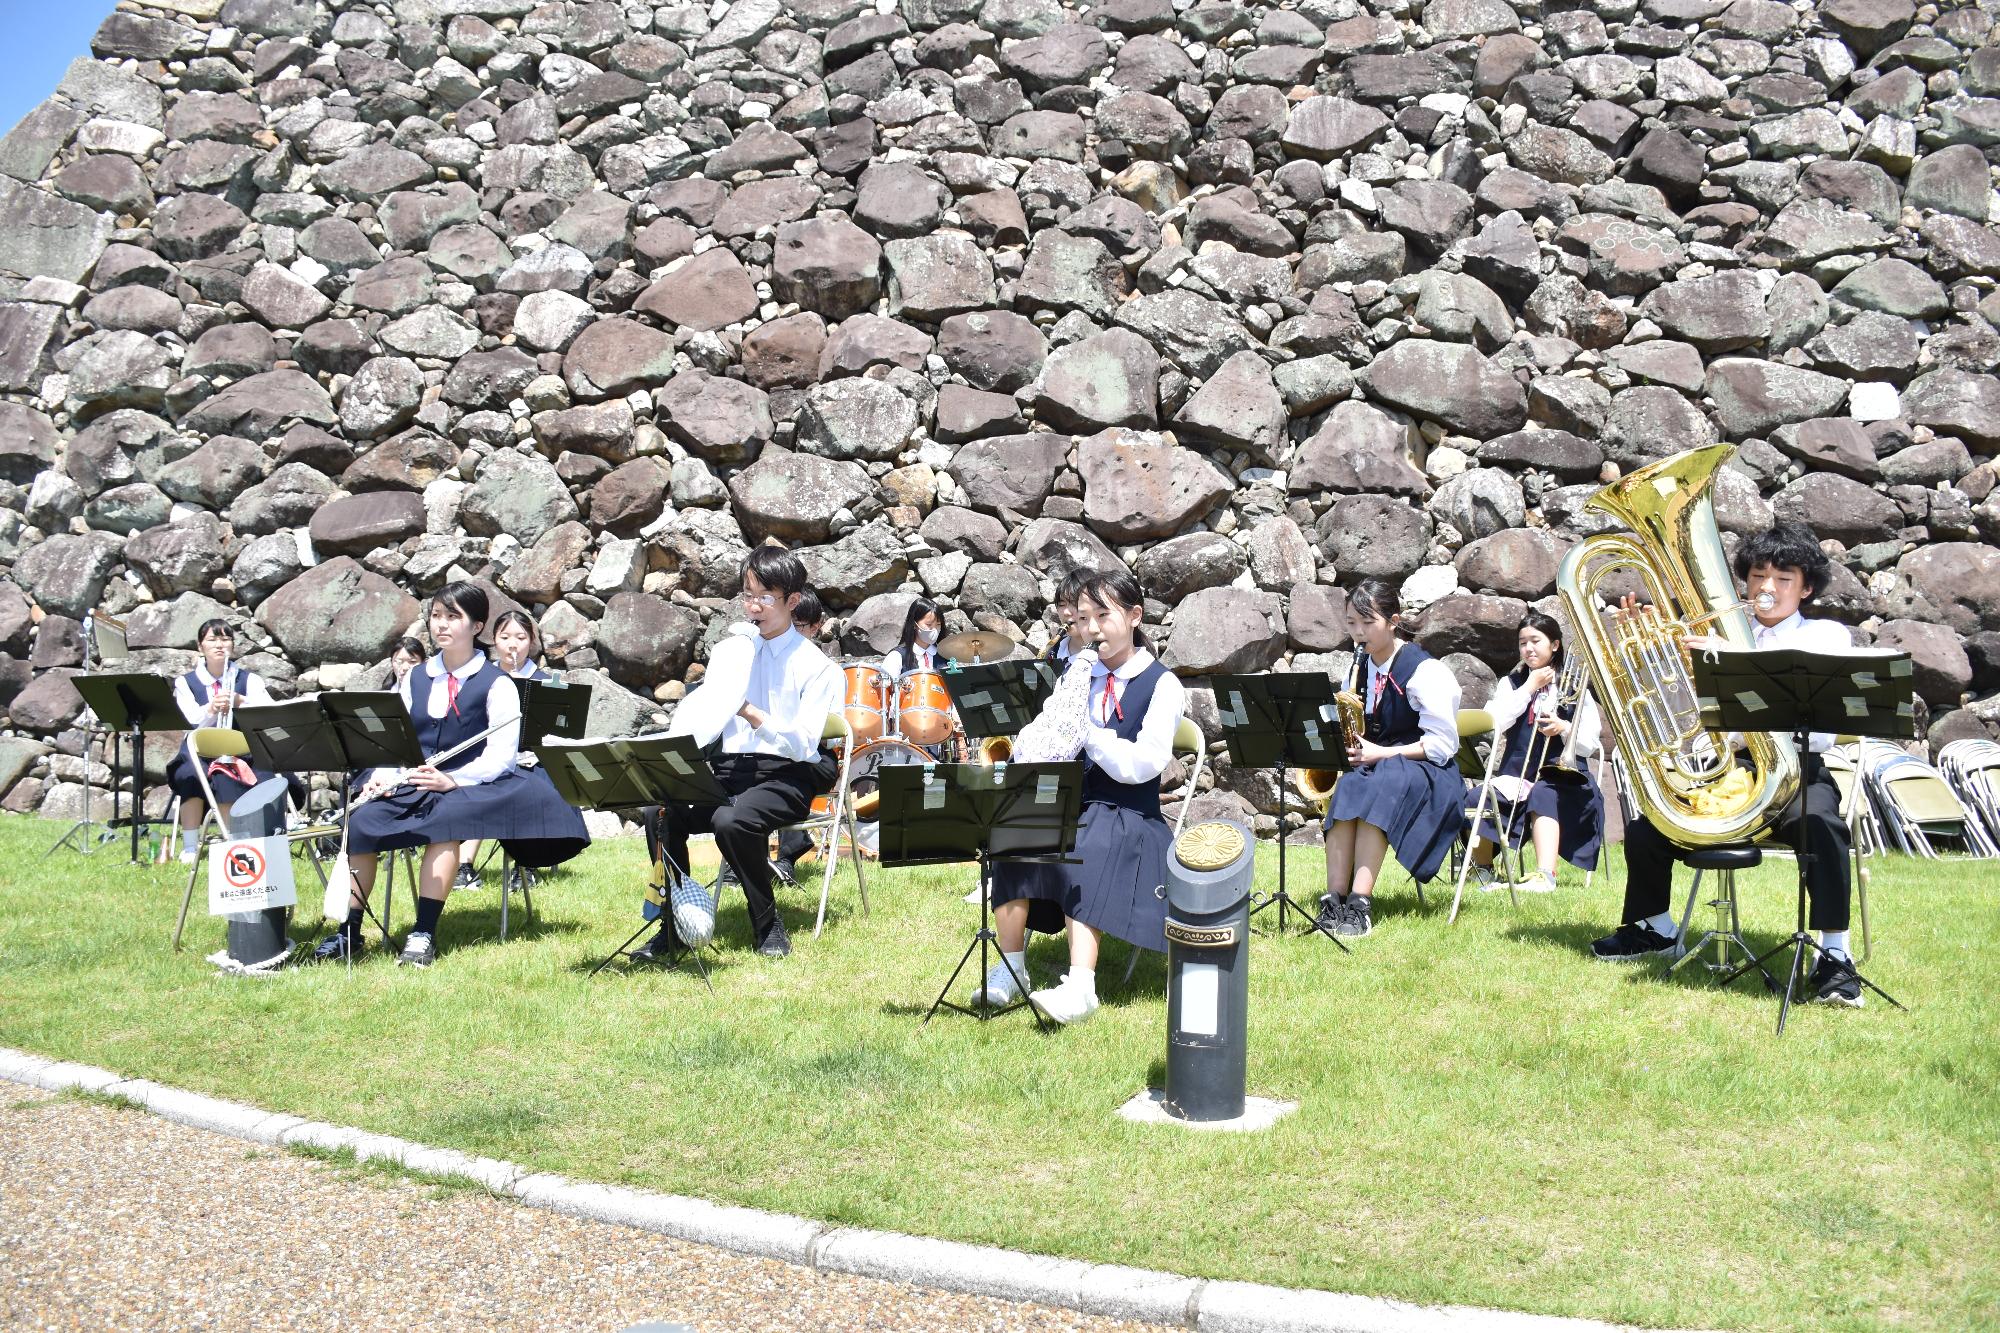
[1317,579,1463,938]
[165,619,279,864]
[980,570,1186,1024]
[462,608,559,893]
[1465,611,1605,894]
[308,582,588,968]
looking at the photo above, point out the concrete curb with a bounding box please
[0,1048,1633,1333]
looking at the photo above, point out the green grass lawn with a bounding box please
[0,814,1993,1332]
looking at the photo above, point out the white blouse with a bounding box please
[1488,673,1602,762]
[1081,648,1185,785]
[172,662,273,726]
[1360,644,1461,767]
[882,643,942,678]
[371,652,520,788]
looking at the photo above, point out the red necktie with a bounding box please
[1370,668,1386,709]
[1101,674,1122,722]
[446,671,461,717]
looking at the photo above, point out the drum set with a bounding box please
[836,631,1019,856]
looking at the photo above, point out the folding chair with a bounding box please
[1448,708,1521,923]
[1860,741,1992,858]
[1939,739,2000,855]
[1117,717,1210,985]
[776,712,870,939]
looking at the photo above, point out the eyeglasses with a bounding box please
[741,592,778,607]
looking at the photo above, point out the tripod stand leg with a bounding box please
[588,919,658,979]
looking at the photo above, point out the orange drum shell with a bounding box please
[896,670,954,746]
[842,664,887,742]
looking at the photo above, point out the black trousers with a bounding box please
[1621,759,1850,931]
[645,753,834,939]
[776,827,812,863]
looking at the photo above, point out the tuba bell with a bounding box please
[972,734,1012,765]
[1555,444,1800,847]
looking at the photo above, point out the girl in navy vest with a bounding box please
[389,636,426,688]
[308,582,588,968]
[458,609,560,893]
[165,619,278,864]
[1318,579,1464,939]
[982,570,1186,1025]
[1041,567,1094,666]
[1466,611,1604,895]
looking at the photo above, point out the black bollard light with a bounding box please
[1162,819,1255,1122]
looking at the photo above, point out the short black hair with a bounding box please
[1348,578,1402,623]
[391,636,426,661]
[1735,523,1830,604]
[195,618,232,644]
[433,580,490,631]
[492,608,540,650]
[743,545,807,599]
[793,589,824,629]
[1055,567,1095,607]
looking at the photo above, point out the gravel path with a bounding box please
[0,1087,1172,1332]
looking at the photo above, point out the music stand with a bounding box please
[518,679,594,749]
[876,759,1083,1032]
[940,660,1060,740]
[1694,647,1913,1034]
[67,673,184,863]
[235,693,426,956]
[548,734,728,984]
[1207,674,1351,949]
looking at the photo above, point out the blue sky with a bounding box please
[1,0,117,141]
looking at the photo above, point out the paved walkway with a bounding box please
[0,1086,1170,1332]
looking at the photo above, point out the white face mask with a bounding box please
[918,627,939,646]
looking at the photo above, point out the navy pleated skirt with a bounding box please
[990,801,1171,953]
[1325,756,1465,883]
[1475,771,1605,871]
[348,765,589,868]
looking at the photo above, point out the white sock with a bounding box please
[1001,949,1026,978]
[1642,912,1679,939]
[1069,966,1096,998]
[181,829,198,854]
[1820,930,1850,960]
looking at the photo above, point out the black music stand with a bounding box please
[940,660,1060,740]
[1694,647,1913,1035]
[67,673,184,863]
[549,734,728,984]
[518,679,594,749]
[236,693,426,955]
[1208,673,1351,949]
[878,759,1083,1032]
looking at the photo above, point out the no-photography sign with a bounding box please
[208,836,297,915]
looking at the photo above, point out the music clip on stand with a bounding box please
[1693,648,1913,1035]
[875,759,1084,1032]
[1207,674,1351,951]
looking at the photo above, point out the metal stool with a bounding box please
[1666,844,1772,988]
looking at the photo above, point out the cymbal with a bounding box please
[938,630,1017,663]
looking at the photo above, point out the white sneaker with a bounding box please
[968,959,1024,1007]
[179,847,198,866]
[1516,870,1560,894]
[1032,973,1100,1026]
[961,883,985,904]
[1467,863,1499,892]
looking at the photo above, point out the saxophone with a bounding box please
[1555,444,1800,847]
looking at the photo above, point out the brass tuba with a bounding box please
[1294,655,1367,813]
[1555,444,1799,847]
[971,734,1012,765]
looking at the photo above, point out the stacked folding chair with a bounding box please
[1855,741,1995,858]
[1938,739,2000,856]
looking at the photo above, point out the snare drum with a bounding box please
[895,670,954,748]
[841,663,888,742]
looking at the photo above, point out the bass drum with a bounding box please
[845,737,932,860]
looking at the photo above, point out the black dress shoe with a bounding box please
[629,921,680,963]
[305,932,361,964]
[772,857,799,886]
[755,920,792,958]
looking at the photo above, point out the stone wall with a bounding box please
[1,0,1998,830]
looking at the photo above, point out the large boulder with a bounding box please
[1161,588,1285,675]
[595,591,702,689]
[1035,328,1160,433]
[1897,544,2000,634]
[1873,618,1973,707]
[728,449,875,542]
[1359,340,1527,438]
[459,452,580,544]
[257,557,422,668]
[1078,429,1233,542]
[13,533,122,619]
[309,491,428,557]
[948,433,1072,517]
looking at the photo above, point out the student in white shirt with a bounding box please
[773,591,830,886]
[979,570,1187,1025]
[1592,524,1866,1007]
[163,619,279,863]
[1466,611,1606,894]
[1042,567,1095,666]
[1316,579,1464,940]
[881,597,944,679]
[637,548,843,960]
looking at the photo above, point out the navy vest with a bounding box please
[183,666,246,715]
[1363,643,1435,750]
[1081,658,1168,817]
[1496,672,1581,781]
[413,658,507,772]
